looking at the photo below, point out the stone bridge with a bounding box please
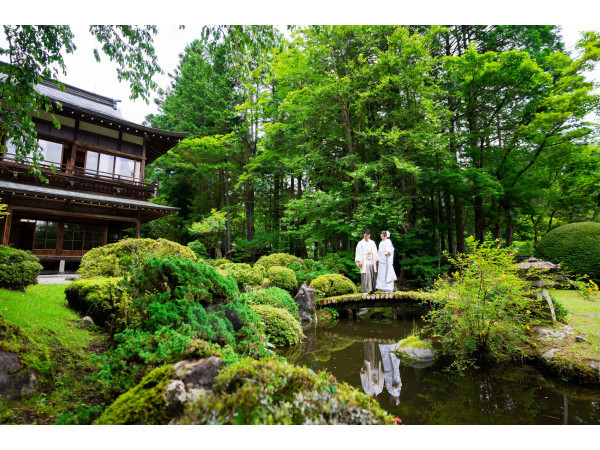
[317,290,440,320]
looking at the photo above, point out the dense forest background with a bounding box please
[140,25,600,285]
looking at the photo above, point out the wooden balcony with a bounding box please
[0,156,157,200]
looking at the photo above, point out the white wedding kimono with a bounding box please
[376,239,397,292]
[379,344,402,405]
[355,238,378,293]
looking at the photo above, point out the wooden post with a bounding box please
[2,206,12,246]
[392,307,398,322]
[135,221,141,239]
[347,309,353,320]
[102,223,109,245]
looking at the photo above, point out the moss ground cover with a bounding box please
[0,284,108,424]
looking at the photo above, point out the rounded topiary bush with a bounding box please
[249,305,304,347]
[219,263,266,290]
[240,287,300,321]
[78,238,196,278]
[255,253,303,270]
[266,266,298,293]
[536,222,600,281]
[176,358,395,425]
[65,277,134,333]
[0,245,43,291]
[125,257,239,306]
[310,274,358,299]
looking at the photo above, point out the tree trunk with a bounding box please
[445,191,455,255]
[454,194,465,253]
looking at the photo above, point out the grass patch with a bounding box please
[0,284,109,424]
[542,290,600,363]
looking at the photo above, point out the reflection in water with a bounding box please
[278,316,600,424]
[360,342,402,406]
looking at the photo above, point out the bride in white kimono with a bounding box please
[376,230,397,293]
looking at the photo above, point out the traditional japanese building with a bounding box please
[0,79,186,271]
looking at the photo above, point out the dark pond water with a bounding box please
[279,307,600,425]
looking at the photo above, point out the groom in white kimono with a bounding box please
[355,229,378,294]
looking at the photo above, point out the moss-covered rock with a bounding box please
[0,245,43,291]
[310,274,357,299]
[0,316,52,400]
[535,222,600,281]
[64,277,134,334]
[394,335,435,368]
[266,266,298,293]
[249,305,304,347]
[175,358,396,425]
[219,263,266,291]
[240,287,300,322]
[94,365,175,425]
[78,238,197,278]
[255,253,303,270]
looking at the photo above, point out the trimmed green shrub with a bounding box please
[125,257,239,307]
[219,263,266,290]
[322,251,360,280]
[94,365,175,425]
[204,259,231,267]
[266,266,298,293]
[249,305,304,347]
[240,287,300,321]
[0,245,43,291]
[187,240,209,259]
[78,238,196,278]
[255,253,303,270]
[0,316,52,391]
[65,277,135,333]
[310,274,358,299]
[176,358,395,425]
[289,259,333,285]
[536,222,600,281]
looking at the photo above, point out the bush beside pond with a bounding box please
[249,305,304,347]
[78,238,196,278]
[310,274,357,300]
[0,245,43,291]
[219,263,266,290]
[266,266,298,293]
[240,287,300,321]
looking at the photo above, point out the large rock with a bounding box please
[0,315,51,400]
[535,327,566,340]
[393,336,435,368]
[294,284,316,322]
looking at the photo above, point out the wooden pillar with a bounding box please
[102,223,109,245]
[2,206,12,246]
[135,221,140,239]
[346,309,353,320]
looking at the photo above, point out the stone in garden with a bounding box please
[393,336,435,368]
[590,363,599,371]
[585,314,600,319]
[541,348,560,361]
[0,316,50,400]
[575,336,590,344]
[294,284,316,322]
[535,327,566,340]
[81,316,94,327]
[166,356,224,415]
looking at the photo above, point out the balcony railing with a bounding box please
[0,154,155,189]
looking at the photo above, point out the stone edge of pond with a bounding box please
[529,351,600,385]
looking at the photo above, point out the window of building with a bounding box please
[63,222,104,251]
[2,138,63,167]
[83,150,140,182]
[33,220,59,250]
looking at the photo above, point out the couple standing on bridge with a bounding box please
[355,229,397,295]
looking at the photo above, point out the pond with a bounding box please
[279,306,600,425]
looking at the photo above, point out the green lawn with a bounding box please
[547,289,600,362]
[0,284,108,424]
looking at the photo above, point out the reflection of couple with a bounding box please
[355,229,397,294]
[359,342,402,406]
